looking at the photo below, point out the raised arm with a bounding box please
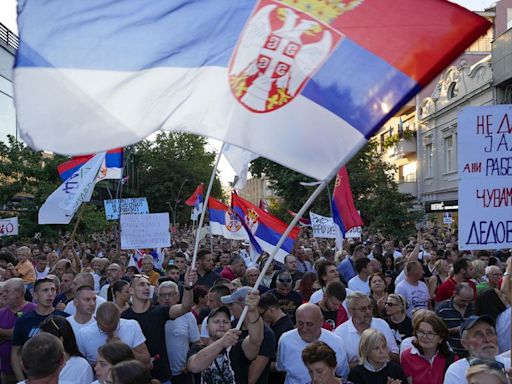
[169,267,197,319]
[241,291,264,361]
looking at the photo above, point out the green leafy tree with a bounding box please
[250,141,419,239]
[134,132,223,225]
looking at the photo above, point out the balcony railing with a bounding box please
[0,23,19,54]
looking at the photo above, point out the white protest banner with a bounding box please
[120,213,171,249]
[0,217,18,237]
[104,198,149,220]
[310,212,362,239]
[458,105,512,250]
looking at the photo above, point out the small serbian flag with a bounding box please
[331,167,364,235]
[58,148,123,181]
[232,193,299,263]
[186,184,204,220]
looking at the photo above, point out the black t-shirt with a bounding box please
[269,315,293,384]
[230,325,276,384]
[13,309,70,346]
[197,270,221,288]
[188,343,236,384]
[122,305,170,381]
[267,289,303,324]
[320,307,337,330]
[348,361,408,384]
[385,315,413,346]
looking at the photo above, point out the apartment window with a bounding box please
[444,135,456,172]
[426,143,433,177]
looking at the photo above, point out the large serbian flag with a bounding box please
[57,148,123,181]
[14,1,489,181]
[232,193,299,262]
[208,197,248,240]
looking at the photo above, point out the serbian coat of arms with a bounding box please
[228,0,363,113]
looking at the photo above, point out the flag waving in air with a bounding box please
[208,197,248,240]
[331,167,364,235]
[185,184,204,221]
[232,193,299,262]
[14,0,489,181]
[57,148,123,181]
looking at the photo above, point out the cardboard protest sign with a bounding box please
[0,217,18,237]
[120,213,170,249]
[458,105,512,250]
[104,198,149,220]
[310,212,361,239]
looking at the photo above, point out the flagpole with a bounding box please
[190,142,225,273]
[235,149,361,330]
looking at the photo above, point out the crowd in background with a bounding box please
[0,223,510,384]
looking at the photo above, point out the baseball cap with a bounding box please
[221,286,252,305]
[207,306,231,323]
[460,315,495,337]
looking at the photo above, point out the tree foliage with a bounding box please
[250,141,420,239]
[134,132,223,225]
[0,135,110,242]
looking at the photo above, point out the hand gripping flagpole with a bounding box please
[235,145,363,331]
[190,142,226,278]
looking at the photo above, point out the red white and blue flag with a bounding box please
[331,167,364,235]
[185,184,204,221]
[57,148,123,181]
[232,193,299,262]
[13,0,489,183]
[209,197,248,240]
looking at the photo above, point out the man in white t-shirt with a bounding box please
[347,258,371,295]
[77,302,150,366]
[444,315,511,384]
[64,272,106,315]
[66,286,96,335]
[334,292,398,367]
[395,260,430,317]
[276,303,349,384]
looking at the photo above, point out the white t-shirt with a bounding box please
[92,272,101,293]
[347,275,370,295]
[394,279,430,317]
[35,266,50,280]
[444,353,511,384]
[65,295,106,316]
[394,270,406,286]
[276,329,349,384]
[497,306,511,353]
[165,312,200,375]
[333,317,398,364]
[60,356,94,384]
[77,318,146,364]
[67,315,96,337]
[98,283,110,300]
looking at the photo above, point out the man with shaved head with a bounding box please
[64,272,106,315]
[99,263,124,299]
[76,302,150,367]
[276,303,349,384]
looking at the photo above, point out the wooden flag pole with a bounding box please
[69,204,86,243]
[190,142,225,274]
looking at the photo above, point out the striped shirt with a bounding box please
[435,298,474,357]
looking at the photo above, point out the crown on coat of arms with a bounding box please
[246,208,259,223]
[279,0,364,24]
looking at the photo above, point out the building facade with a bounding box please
[0,23,18,143]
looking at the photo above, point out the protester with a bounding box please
[276,303,349,384]
[196,249,221,288]
[220,254,246,282]
[348,258,371,295]
[400,310,455,384]
[309,261,340,304]
[428,259,449,303]
[338,244,365,286]
[465,363,509,384]
[110,360,159,384]
[383,293,413,348]
[267,271,303,324]
[348,328,407,384]
[475,288,510,353]
[93,342,135,384]
[296,272,319,302]
[109,279,131,312]
[99,263,124,299]
[39,315,94,384]
[317,281,348,331]
[395,260,430,317]
[435,258,476,303]
[64,272,107,315]
[66,285,97,335]
[301,341,351,384]
[368,272,388,318]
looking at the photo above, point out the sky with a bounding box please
[0,0,499,185]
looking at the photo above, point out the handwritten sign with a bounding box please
[104,198,149,220]
[458,105,512,250]
[0,217,18,237]
[309,212,362,239]
[120,213,170,249]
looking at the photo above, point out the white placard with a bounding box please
[120,213,170,249]
[0,217,18,237]
[310,212,362,239]
[458,105,512,250]
[104,198,149,220]
[443,213,453,225]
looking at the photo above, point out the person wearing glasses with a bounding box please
[39,315,94,384]
[444,315,511,384]
[11,277,70,382]
[267,271,303,324]
[401,311,455,384]
[383,293,413,348]
[158,281,200,384]
[334,292,398,368]
[476,288,511,354]
[348,329,407,384]
[435,282,475,358]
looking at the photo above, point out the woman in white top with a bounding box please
[93,341,136,384]
[39,315,94,384]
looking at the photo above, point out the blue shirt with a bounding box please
[338,258,356,285]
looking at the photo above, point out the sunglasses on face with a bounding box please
[278,278,292,284]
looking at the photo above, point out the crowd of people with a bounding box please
[0,225,510,384]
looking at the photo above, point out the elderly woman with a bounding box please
[384,294,413,347]
[302,341,351,384]
[401,311,457,384]
[348,329,407,384]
